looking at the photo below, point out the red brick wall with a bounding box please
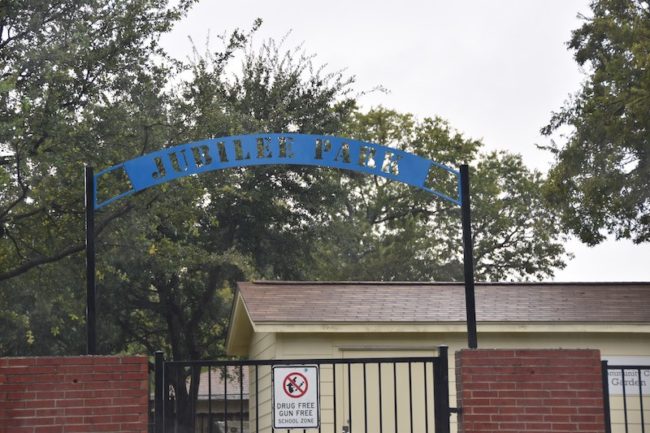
[455,349,605,433]
[0,356,148,433]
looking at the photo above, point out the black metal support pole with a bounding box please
[460,165,478,349]
[85,166,97,355]
[155,351,165,433]
[434,346,450,433]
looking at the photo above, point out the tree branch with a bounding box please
[0,203,133,281]
[0,152,30,222]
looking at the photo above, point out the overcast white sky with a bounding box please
[160,0,650,282]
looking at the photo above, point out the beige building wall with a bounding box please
[244,325,650,433]
[248,332,276,433]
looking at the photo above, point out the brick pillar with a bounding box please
[0,355,148,433]
[455,349,606,433]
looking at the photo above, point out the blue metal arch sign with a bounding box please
[84,133,477,355]
[93,134,461,209]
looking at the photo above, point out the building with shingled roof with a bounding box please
[227,281,650,358]
[225,281,650,433]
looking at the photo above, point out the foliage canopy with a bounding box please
[543,0,650,244]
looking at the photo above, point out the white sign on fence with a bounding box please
[604,356,650,396]
[272,365,319,429]
[607,368,650,396]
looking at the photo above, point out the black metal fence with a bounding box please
[602,362,650,433]
[154,346,453,433]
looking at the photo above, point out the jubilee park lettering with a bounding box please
[93,134,461,209]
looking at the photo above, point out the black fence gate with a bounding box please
[153,346,453,433]
[602,361,650,433]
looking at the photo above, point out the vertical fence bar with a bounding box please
[424,362,429,433]
[208,366,213,433]
[193,367,198,432]
[622,368,629,433]
[240,365,244,433]
[348,363,352,433]
[433,358,439,433]
[602,361,612,433]
[378,363,383,433]
[318,362,322,433]
[393,362,398,433]
[154,351,164,433]
[408,362,413,433]
[333,364,337,433]
[84,166,97,355]
[174,366,180,433]
[363,363,368,433]
[255,365,259,433]
[224,366,229,433]
[190,367,196,433]
[638,368,645,433]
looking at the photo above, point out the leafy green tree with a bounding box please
[311,108,569,282]
[0,0,198,280]
[0,0,198,354]
[542,0,650,245]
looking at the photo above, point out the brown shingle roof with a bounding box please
[237,281,650,323]
[197,366,249,399]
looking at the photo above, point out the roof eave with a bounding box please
[225,288,255,357]
[249,321,650,334]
